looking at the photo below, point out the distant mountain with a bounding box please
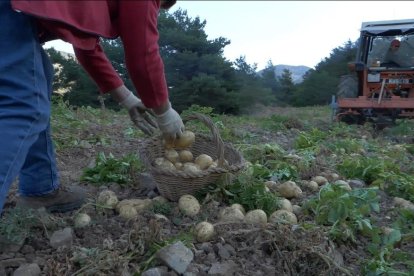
[259,64,311,84]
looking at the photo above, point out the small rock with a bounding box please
[156,241,194,274]
[50,227,73,249]
[208,260,237,275]
[141,266,168,276]
[348,179,365,188]
[12,263,41,276]
[0,258,26,268]
[214,243,230,260]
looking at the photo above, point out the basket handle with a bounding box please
[183,113,226,168]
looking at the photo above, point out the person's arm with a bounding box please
[117,0,184,138]
[73,44,158,135]
[73,43,124,94]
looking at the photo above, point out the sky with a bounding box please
[44,1,414,70]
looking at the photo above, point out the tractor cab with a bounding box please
[336,19,414,126]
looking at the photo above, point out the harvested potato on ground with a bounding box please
[393,197,414,211]
[118,204,138,219]
[276,181,302,199]
[152,196,168,204]
[264,181,278,192]
[304,181,319,192]
[195,221,215,242]
[278,198,293,212]
[116,198,152,213]
[195,154,213,170]
[333,180,352,191]
[178,195,200,217]
[292,205,302,216]
[218,207,245,222]
[244,209,267,226]
[74,213,91,228]
[179,150,193,163]
[269,210,298,224]
[97,190,118,209]
[230,203,246,215]
[312,176,328,186]
[165,149,179,163]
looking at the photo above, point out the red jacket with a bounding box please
[11,0,168,108]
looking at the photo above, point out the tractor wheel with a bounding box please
[337,74,358,99]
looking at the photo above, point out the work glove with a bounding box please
[120,92,158,136]
[155,102,185,140]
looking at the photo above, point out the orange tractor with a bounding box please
[335,18,414,127]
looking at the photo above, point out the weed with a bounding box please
[81,152,144,186]
[294,128,328,151]
[337,156,399,184]
[150,201,173,216]
[305,184,380,242]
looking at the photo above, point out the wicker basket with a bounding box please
[139,113,246,201]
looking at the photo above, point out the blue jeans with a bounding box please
[0,0,59,214]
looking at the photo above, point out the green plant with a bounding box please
[305,184,380,242]
[373,172,414,202]
[294,128,327,151]
[81,152,144,185]
[0,208,42,244]
[150,201,173,216]
[337,156,399,184]
[362,228,414,275]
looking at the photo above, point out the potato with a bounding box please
[74,213,91,228]
[333,180,352,191]
[178,195,200,217]
[276,181,302,199]
[116,198,152,213]
[195,154,213,170]
[304,181,319,192]
[183,162,201,174]
[264,180,278,192]
[393,197,414,211]
[208,161,218,169]
[154,158,175,170]
[164,130,196,149]
[278,198,293,212]
[154,157,166,167]
[175,130,196,149]
[165,149,179,163]
[179,150,193,163]
[269,210,298,225]
[230,203,246,215]
[97,190,118,209]
[152,196,168,204]
[118,204,138,219]
[174,162,183,170]
[244,209,267,226]
[292,205,302,216]
[194,221,215,242]
[312,176,328,186]
[218,207,245,222]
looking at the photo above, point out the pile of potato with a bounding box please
[153,130,218,173]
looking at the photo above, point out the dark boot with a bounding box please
[15,186,86,213]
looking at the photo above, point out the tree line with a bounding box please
[47,9,358,114]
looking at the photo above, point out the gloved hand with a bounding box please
[119,91,158,136]
[155,102,185,140]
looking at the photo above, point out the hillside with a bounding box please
[1,102,413,275]
[273,64,311,84]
